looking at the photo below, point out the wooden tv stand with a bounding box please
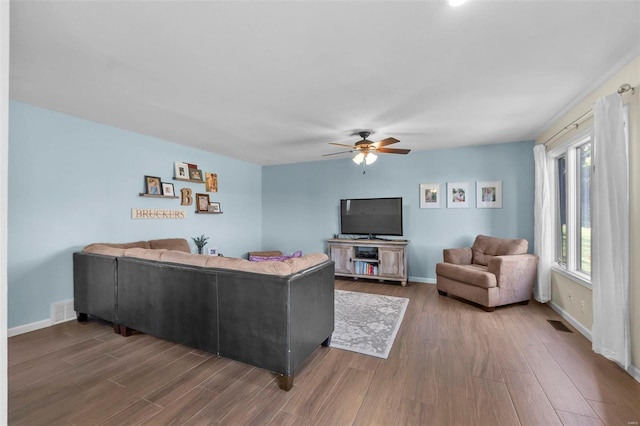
[327,238,409,286]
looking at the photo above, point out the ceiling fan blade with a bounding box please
[329,142,357,149]
[373,137,400,148]
[376,147,411,154]
[322,150,353,157]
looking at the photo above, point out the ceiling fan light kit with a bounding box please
[326,130,410,169]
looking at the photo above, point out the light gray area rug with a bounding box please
[331,289,409,359]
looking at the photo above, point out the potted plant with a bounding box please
[192,234,209,254]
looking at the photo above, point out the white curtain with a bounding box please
[592,93,630,370]
[533,144,552,302]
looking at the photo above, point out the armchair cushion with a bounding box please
[471,234,528,266]
[435,262,496,289]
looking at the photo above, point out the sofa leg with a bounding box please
[321,335,332,347]
[519,300,530,305]
[482,306,496,312]
[77,312,88,322]
[113,324,120,334]
[437,290,447,296]
[278,375,294,391]
[120,326,132,337]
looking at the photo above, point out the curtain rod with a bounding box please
[543,83,635,146]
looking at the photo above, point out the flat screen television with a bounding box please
[340,197,403,237]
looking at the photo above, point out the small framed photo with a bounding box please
[419,183,441,209]
[476,180,502,208]
[207,247,218,256]
[196,193,210,212]
[447,182,470,208]
[209,202,221,213]
[174,162,189,179]
[189,168,203,181]
[205,172,218,192]
[161,182,175,197]
[145,175,162,195]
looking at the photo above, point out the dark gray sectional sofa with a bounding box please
[73,239,335,390]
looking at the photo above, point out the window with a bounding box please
[549,129,592,285]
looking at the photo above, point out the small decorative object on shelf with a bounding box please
[189,168,203,182]
[209,202,221,213]
[192,234,209,254]
[162,182,175,197]
[196,193,210,212]
[174,162,189,179]
[145,175,162,195]
[139,176,178,198]
[174,161,204,182]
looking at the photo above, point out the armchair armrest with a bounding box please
[488,254,539,292]
[443,247,472,265]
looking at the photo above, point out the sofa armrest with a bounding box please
[487,254,539,292]
[443,247,472,265]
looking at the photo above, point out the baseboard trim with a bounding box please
[409,277,436,284]
[8,316,75,338]
[548,300,640,384]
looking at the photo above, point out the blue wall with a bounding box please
[8,100,535,329]
[262,140,535,281]
[8,101,262,328]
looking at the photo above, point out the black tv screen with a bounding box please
[340,197,403,237]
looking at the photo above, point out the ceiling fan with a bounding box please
[323,131,411,165]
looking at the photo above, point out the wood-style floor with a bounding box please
[8,279,640,425]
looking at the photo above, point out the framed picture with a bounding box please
[207,247,218,256]
[447,182,470,208]
[189,168,203,181]
[205,172,218,192]
[476,180,503,208]
[161,182,174,197]
[145,175,162,195]
[195,193,210,212]
[174,162,189,179]
[419,183,441,209]
[209,202,221,213]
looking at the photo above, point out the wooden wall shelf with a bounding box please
[139,193,179,199]
[174,177,204,183]
[195,211,223,214]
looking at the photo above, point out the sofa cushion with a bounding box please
[83,241,150,253]
[83,245,127,257]
[206,256,292,276]
[160,250,209,267]
[148,238,191,253]
[286,253,329,273]
[124,247,165,261]
[435,262,497,288]
[250,250,302,262]
[471,234,528,266]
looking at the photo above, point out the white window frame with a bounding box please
[547,104,630,289]
[548,127,593,288]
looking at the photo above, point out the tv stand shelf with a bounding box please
[327,238,409,286]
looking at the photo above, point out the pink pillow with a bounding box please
[249,250,302,262]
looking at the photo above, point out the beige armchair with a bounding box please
[436,235,539,312]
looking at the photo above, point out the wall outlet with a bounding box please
[580,300,585,313]
[568,290,573,302]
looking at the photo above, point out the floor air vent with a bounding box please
[547,319,572,333]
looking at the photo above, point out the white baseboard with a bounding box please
[548,300,640,384]
[9,298,77,337]
[409,277,436,284]
[548,300,592,340]
[8,319,53,337]
[628,364,640,383]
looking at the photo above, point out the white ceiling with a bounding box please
[9,0,640,165]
